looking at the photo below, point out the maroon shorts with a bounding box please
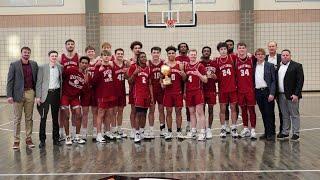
[135,97,151,108]
[219,91,238,104]
[203,92,217,105]
[153,90,164,105]
[237,91,256,106]
[97,97,115,109]
[114,96,126,107]
[163,93,183,108]
[61,95,80,108]
[186,90,204,107]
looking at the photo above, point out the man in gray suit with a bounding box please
[36,50,63,148]
[7,46,38,149]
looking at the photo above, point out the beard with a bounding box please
[227,48,234,54]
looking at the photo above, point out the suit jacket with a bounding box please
[253,61,276,96]
[278,60,304,99]
[36,63,63,103]
[6,59,38,102]
[265,54,281,70]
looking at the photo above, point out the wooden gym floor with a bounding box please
[0,94,319,180]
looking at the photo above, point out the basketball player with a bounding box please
[162,46,186,140]
[200,46,217,139]
[128,52,153,143]
[147,46,165,138]
[91,50,116,143]
[216,42,238,138]
[236,43,257,139]
[59,39,79,141]
[60,56,89,145]
[184,49,208,141]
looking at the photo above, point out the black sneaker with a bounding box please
[277,134,289,139]
[276,133,282,138]
[291,134,299,141]
[259,134,267,140]
[266,135,275,141]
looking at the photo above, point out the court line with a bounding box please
[1,169,320,176]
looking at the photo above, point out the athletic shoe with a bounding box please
[96,133,106,143]
[291,134,299,141]
[65,136,72,145]
[185,131,197,139]
[164,132,173,140]
[231,128,239,138]
[220,128,227,138]
[176,132,184,139]
[185,124,191,133]
[74,136,86,144]
[118,129,127,138]
[250,129,257,140]
[148,130,155,139]
[240,128,251,138]
[277,134,289,140]
[197,132,206,141]
[113,132,122,139]
[59,134,66,142]
[140,131,145,140]
[92,129,97,141]
[206,128,213,139]
[225,125,231,134]
[104,131,115,140]
[134,133,141,143]
[160,129,166,138]
[130,129,135,139]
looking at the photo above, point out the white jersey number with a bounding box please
[222,69,231,76]
[240,69,250,76]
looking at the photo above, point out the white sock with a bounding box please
[200,129,206,133]
[112,127,117,133]
[135,129,140,134]
[149,126,154,131]
[140,128,144,133]
[222,124,226,129]
[191,128,197,133]
[81,128,87,136]
[231,124,237,130]
[59,128,65,135]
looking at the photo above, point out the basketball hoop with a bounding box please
[166,19,176,31]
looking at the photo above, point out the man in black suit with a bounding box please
[254,48,277,141]
[265,41,283,137]
[7,46,38,149]
[277,49,304,141]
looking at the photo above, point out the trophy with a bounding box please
[161,64,172,85]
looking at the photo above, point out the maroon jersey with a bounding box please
[216,55,237,93]
[185,62,206,92]
[235,56,254,93]
[62,66,84,97]
[176,55,190,64]
[128,64,151,99]
[163,62,183,95]
[200,59,217,95]
[149,60,164,93]
[113,61,126,97]
[61,53,79,69]
[92,64,115,101]
[87,60,101,79]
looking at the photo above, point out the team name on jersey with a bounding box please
[115,69,126,74]
[103,69,113,82]
[64,61,78,67]
[171,68,180,73]
[151,67,161,72]
[219,64,233,70]
[138,72,149,77]
[237,64,252,69]
[69,75,84,89]
[206,66,216,73]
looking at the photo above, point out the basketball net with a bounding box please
[166,19,176,32]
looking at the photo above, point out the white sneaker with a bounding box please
[206,128,213,139]
[250,129,257,140]
[130,129,135,139]
[148,130,155,139]
[140,131,145,140]
[74,135,86,144]
[165,132,173,140]
[176,132,184,139]
[160,129,166,138]
[220,128,227,138]
[92,128,97,140]
[113,132,122,139]
[197,132,206,141]
[240,128,251,138]
[104,131,115,140]
[59,134,66,142]
[225,126,231,134]
[65,136,72,145]
[96,133,106,143]
[134,133,141,143]
[185,124,191,133]
[231,128,239,138]
[185,131,197,139]
[118,129,127,138]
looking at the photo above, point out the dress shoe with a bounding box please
[39,141,46,148]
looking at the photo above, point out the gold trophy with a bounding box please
[161,64,172,85]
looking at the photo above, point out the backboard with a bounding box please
[144,0,197,28]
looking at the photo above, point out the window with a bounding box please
[0,0,63,7]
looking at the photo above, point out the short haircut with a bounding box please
[65,39,75,45]
[48,50,58,56]
[177,42,189,51]
[188,49,197,54]
[101,42,111,49]
[282,49,291,54]
[225,39,234,45]
[130,41,143,50]
[202,46,211,54]
[255,48,266,55]
[85,45,95,52]
[237,42,247,48]
[101,50,112,56]
[151,46,161,53]
[137,52,146,67]
[115,48,124,54]
[21,46,31,53]
[216,42,228,51]
[268,41,278,46]
[79,56,90,63]
[165,46,177,53]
